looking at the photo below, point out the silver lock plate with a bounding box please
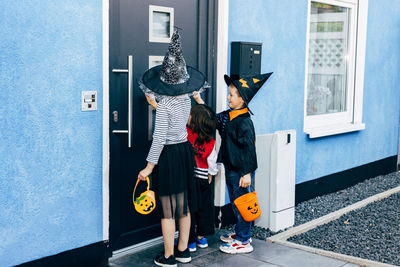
[113,111,118,123]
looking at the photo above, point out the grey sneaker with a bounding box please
[219,239,253,254]
[220,233,252,243]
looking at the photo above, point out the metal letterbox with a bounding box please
[230,42,262,77]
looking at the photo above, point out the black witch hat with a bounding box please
[224,72,273,113]
[139,29,209,98]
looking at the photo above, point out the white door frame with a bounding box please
[101,0,229,241]
[102,0,110,241]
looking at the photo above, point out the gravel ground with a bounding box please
[294,171,400,226]
[288,192,400,266]
[223,171,400,264]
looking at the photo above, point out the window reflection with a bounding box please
[152,11,170,38]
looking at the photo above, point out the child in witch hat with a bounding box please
[137,28,209,267]
[194,72,272,254]
[148,101,219,253]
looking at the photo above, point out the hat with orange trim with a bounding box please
[224,72,273,113]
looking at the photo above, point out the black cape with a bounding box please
[216,109,257,176]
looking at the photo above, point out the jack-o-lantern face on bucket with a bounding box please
[247,201,259,214]
[134,190,156,215]
[233,192,261,222]
[133,177,156,215]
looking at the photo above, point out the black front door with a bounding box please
[109,0,216,251]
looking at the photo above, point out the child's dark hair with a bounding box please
[189,104,217,144]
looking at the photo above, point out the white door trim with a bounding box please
[214,0,229,207]
[102,0,110,241]
[216,0,229,114]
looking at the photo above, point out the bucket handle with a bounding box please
[133,176,150,197]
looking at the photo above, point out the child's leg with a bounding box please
[224,171,236,205]
[196,179,215,237]
[233,205,251,242]
[161,218,176,257]
[189,212,197,244]
[225,169,252,242]
[159,193,184,256]
[177,213,191,251]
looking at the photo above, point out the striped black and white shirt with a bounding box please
[147,95,191,164]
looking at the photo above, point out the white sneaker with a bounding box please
[219,239,253,254]
[220,233,252,243]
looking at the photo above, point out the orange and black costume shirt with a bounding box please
[216,108,257,176]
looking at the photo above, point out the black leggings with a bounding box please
[189,178,215,243]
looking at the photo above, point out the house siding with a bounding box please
[0,1,103,266]
[228,0,400,184]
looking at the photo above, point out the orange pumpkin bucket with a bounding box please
[233,192,261,222]
[133,177,156,215]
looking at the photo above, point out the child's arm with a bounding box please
[138,99,169,180]
[207,143,218,184]
[147,101,169,164]
[138,162,155,180]
[192,92,204,104]
[239,173,251,188]
[146,94,157,109]
[216,110,229,136]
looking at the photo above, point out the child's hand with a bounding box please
[208,174,213,184]
[145,94,157,109]
[138,162,155,181]
[192,92,204,104]
[239,173,251,188]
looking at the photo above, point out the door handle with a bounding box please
[112,55,133,148]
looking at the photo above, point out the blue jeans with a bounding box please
[225,168,255,242]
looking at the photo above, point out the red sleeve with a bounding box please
[186,126,195,145]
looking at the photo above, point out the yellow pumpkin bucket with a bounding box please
[233,192,261,222]
[133,177,156,215]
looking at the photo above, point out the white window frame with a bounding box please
[149,5,174,43]
[304,0,368,138]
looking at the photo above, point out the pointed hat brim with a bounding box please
[141,65,206,96]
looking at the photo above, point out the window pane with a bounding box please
[307,2,350,116]
[149,56,164,69]
[152,11,170,38]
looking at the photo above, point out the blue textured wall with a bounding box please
[229,0,400,184]
[0,1,103,266]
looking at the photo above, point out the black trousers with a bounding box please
[189,178,215,243]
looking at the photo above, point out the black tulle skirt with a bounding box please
[152,141,198,219]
